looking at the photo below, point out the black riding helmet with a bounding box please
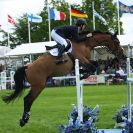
[76,18,86,26]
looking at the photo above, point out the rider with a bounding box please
[50,18,91,59]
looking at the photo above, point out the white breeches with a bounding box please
[51,29,68,48]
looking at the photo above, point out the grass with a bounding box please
[0,85,131,133]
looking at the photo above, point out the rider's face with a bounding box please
[82,25,85,30]
[80,25,85,31]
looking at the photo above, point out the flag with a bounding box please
[93,9,107,25]
[27,13,42,23]
[49,8,66,21]
[119,1,133,14]
[8,15,16,25]
[71,7,88,18]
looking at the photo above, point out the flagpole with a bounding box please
[92,1,96,67]
[47,0,51,41]
[69,4,72,25]
[7,23,10,47]
[117,0,120,35]
[28,20,31,43]
[27,19,32,63]
[92,1,95,30]
[6,14,10,47]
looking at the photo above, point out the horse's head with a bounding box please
[88,31,126,59]
[109,32,126,59]
[71,31,126,66]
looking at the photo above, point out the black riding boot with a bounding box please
[58,45,66,57]
[55,45,67,65]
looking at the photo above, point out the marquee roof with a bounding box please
[5,41,56,56]
[0,46,11,57]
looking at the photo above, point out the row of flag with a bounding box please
[27,7,106,23]
[1,0,133,47]
[4,1,133,26]
[1,7,88,27]
[1,1,133,33]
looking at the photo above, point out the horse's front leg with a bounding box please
[83,59,98,72]
[20,84,45,127]
[79,59,98,79]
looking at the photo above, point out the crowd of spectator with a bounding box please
[96,57,127,76]
[96,57,127,85]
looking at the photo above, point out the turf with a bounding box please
[0,85,131,133]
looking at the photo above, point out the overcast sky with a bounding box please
[0,0,133,34]
[0,0,44,31]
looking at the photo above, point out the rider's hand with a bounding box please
[86,33,92,38]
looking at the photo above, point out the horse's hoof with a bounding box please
[19,119,25,127]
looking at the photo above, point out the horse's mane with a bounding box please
[92,30,112,35]
[80,30,113,36]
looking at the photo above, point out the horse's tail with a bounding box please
[2,66,27,103]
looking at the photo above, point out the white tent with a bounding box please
[117,34,133,46]
[5,41,56,56]
[0,46,11,58]
[5,35,133,57]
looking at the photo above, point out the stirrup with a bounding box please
[58,45,66,57]
[65,39,71,51]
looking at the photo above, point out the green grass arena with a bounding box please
[0,85,131,133]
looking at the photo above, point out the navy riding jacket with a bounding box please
[54,25,86,42]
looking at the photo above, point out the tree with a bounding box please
[82,0,123,33]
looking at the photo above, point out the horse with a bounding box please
[2,31,126,127]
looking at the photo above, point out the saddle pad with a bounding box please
[48,44,72,56]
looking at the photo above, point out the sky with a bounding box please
[0,0,44,31]
[0,0,133,34]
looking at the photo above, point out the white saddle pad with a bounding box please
[45,41,72,57]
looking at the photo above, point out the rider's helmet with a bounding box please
[76,18,86,26]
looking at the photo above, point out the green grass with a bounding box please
[0,85,131,133]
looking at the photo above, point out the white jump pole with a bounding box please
[75,59,83,122]
[127,44,132,122]
[127,57,132,122]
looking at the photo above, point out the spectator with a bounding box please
[113,73,124,84]
[116,67,125,76]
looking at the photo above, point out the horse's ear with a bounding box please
[114,31,118,37]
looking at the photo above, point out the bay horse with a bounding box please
[2,31,125,127]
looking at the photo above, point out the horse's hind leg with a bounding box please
[20,84,45,127]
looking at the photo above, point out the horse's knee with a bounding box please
[29,84,45,99]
